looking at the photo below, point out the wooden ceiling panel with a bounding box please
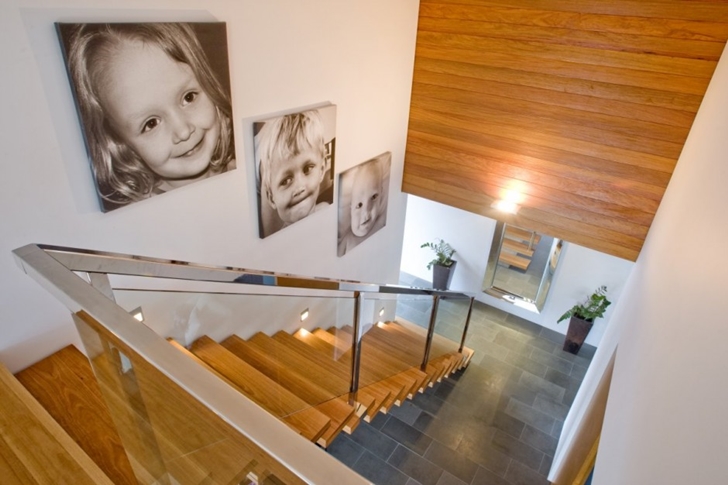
[403,0,728,260]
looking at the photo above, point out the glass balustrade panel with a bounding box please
[113,289,355,408]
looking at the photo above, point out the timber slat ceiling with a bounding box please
[403,0,728,260]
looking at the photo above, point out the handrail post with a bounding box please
[459,297,475,353]
[421,294,440,371]
[349,291,362,404]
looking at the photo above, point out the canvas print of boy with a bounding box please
[57,22,236,212]
[337,152,391,257]
[253,105,336,238]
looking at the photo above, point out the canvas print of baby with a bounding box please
[253,106,336,238]
[57,22,236,212]
[337,152,391,257]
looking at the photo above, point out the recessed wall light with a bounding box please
[300,308,309,322]
[130,307,144,322]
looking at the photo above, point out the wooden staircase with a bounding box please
[177,320,473,449]
[5,320,472,484]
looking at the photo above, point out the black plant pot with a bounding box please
[432,261,457,290]
[563,316,593,355]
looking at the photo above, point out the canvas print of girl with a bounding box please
[337,152,391,257]
[57,22,236,212]
[253,105,336,238]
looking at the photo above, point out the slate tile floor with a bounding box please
[326,274,595,485]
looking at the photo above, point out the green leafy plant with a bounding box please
[421,239,456,270]
[558,286,611,323]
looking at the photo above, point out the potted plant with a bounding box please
[421,239,456,290]
[557,286,611,354]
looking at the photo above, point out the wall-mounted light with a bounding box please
[130,307,144,322]
[490,199,521,214]
[300,308,309,322]
[379,307,385,317]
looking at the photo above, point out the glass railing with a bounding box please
[12,244,475,485]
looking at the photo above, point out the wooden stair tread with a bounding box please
[13,345,138,485]
[272,331,350,376]
[239,334,351,392]
[236,333,391,416]
[0,361,115,485]
[222,335,340,406]
[501,238,535,257]
[270,331,406,415]
[270,331,407,407]
[390,320,469,366]
[188,336,330,443]
[301,327,423,394]
[498,251,531,270]
[332,323,458,388]
[505,226,541,246]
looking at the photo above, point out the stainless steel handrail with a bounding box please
[34,243,472,299]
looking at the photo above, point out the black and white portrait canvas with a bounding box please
[56,22,236,212]
[253,105,336,238]
[337,152,391,257]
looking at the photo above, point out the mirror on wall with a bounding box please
[483,222,563,313]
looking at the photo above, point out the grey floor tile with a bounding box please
[424,440,479,484]
[550,419,564,439]
[505,400,555,434]
[471,465,511,485]
[504,460,550,485]
[503,314,543,338]
[529,347,573,375]
[389,400,423,426]
[489,430,544,471]
[570,363,589,380]
[520,425,558,456]
[523,335,558,354]
[388,445,444,485]
[504,351,547,379]
[407,479,424,485]
[413,412,465,450]
[326,434,365,468]
[519,371,566,401]
[382,416,434,456]
[353,450,410,485]
[493,332,531,355]
[538,326,565,345]
[349,421,399,460]
[562,388,578,407]
[435,471,467,485]
[539,454,554,477]
[369,412,390,430]
[491,410,526,438]
[532,395,570,421]
[543,367,580,392]
[456,429,510,477]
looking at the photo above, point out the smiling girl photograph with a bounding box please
[57,22,236,212]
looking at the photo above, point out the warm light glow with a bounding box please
[300,309,309,322]
[130,307,144,322]
[377,321,387,328]
[299,328,310,336]
[491,199,521,214]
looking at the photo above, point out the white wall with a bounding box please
[592,42,728,484]
[400,195,634,346]
[0,0,419,372]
